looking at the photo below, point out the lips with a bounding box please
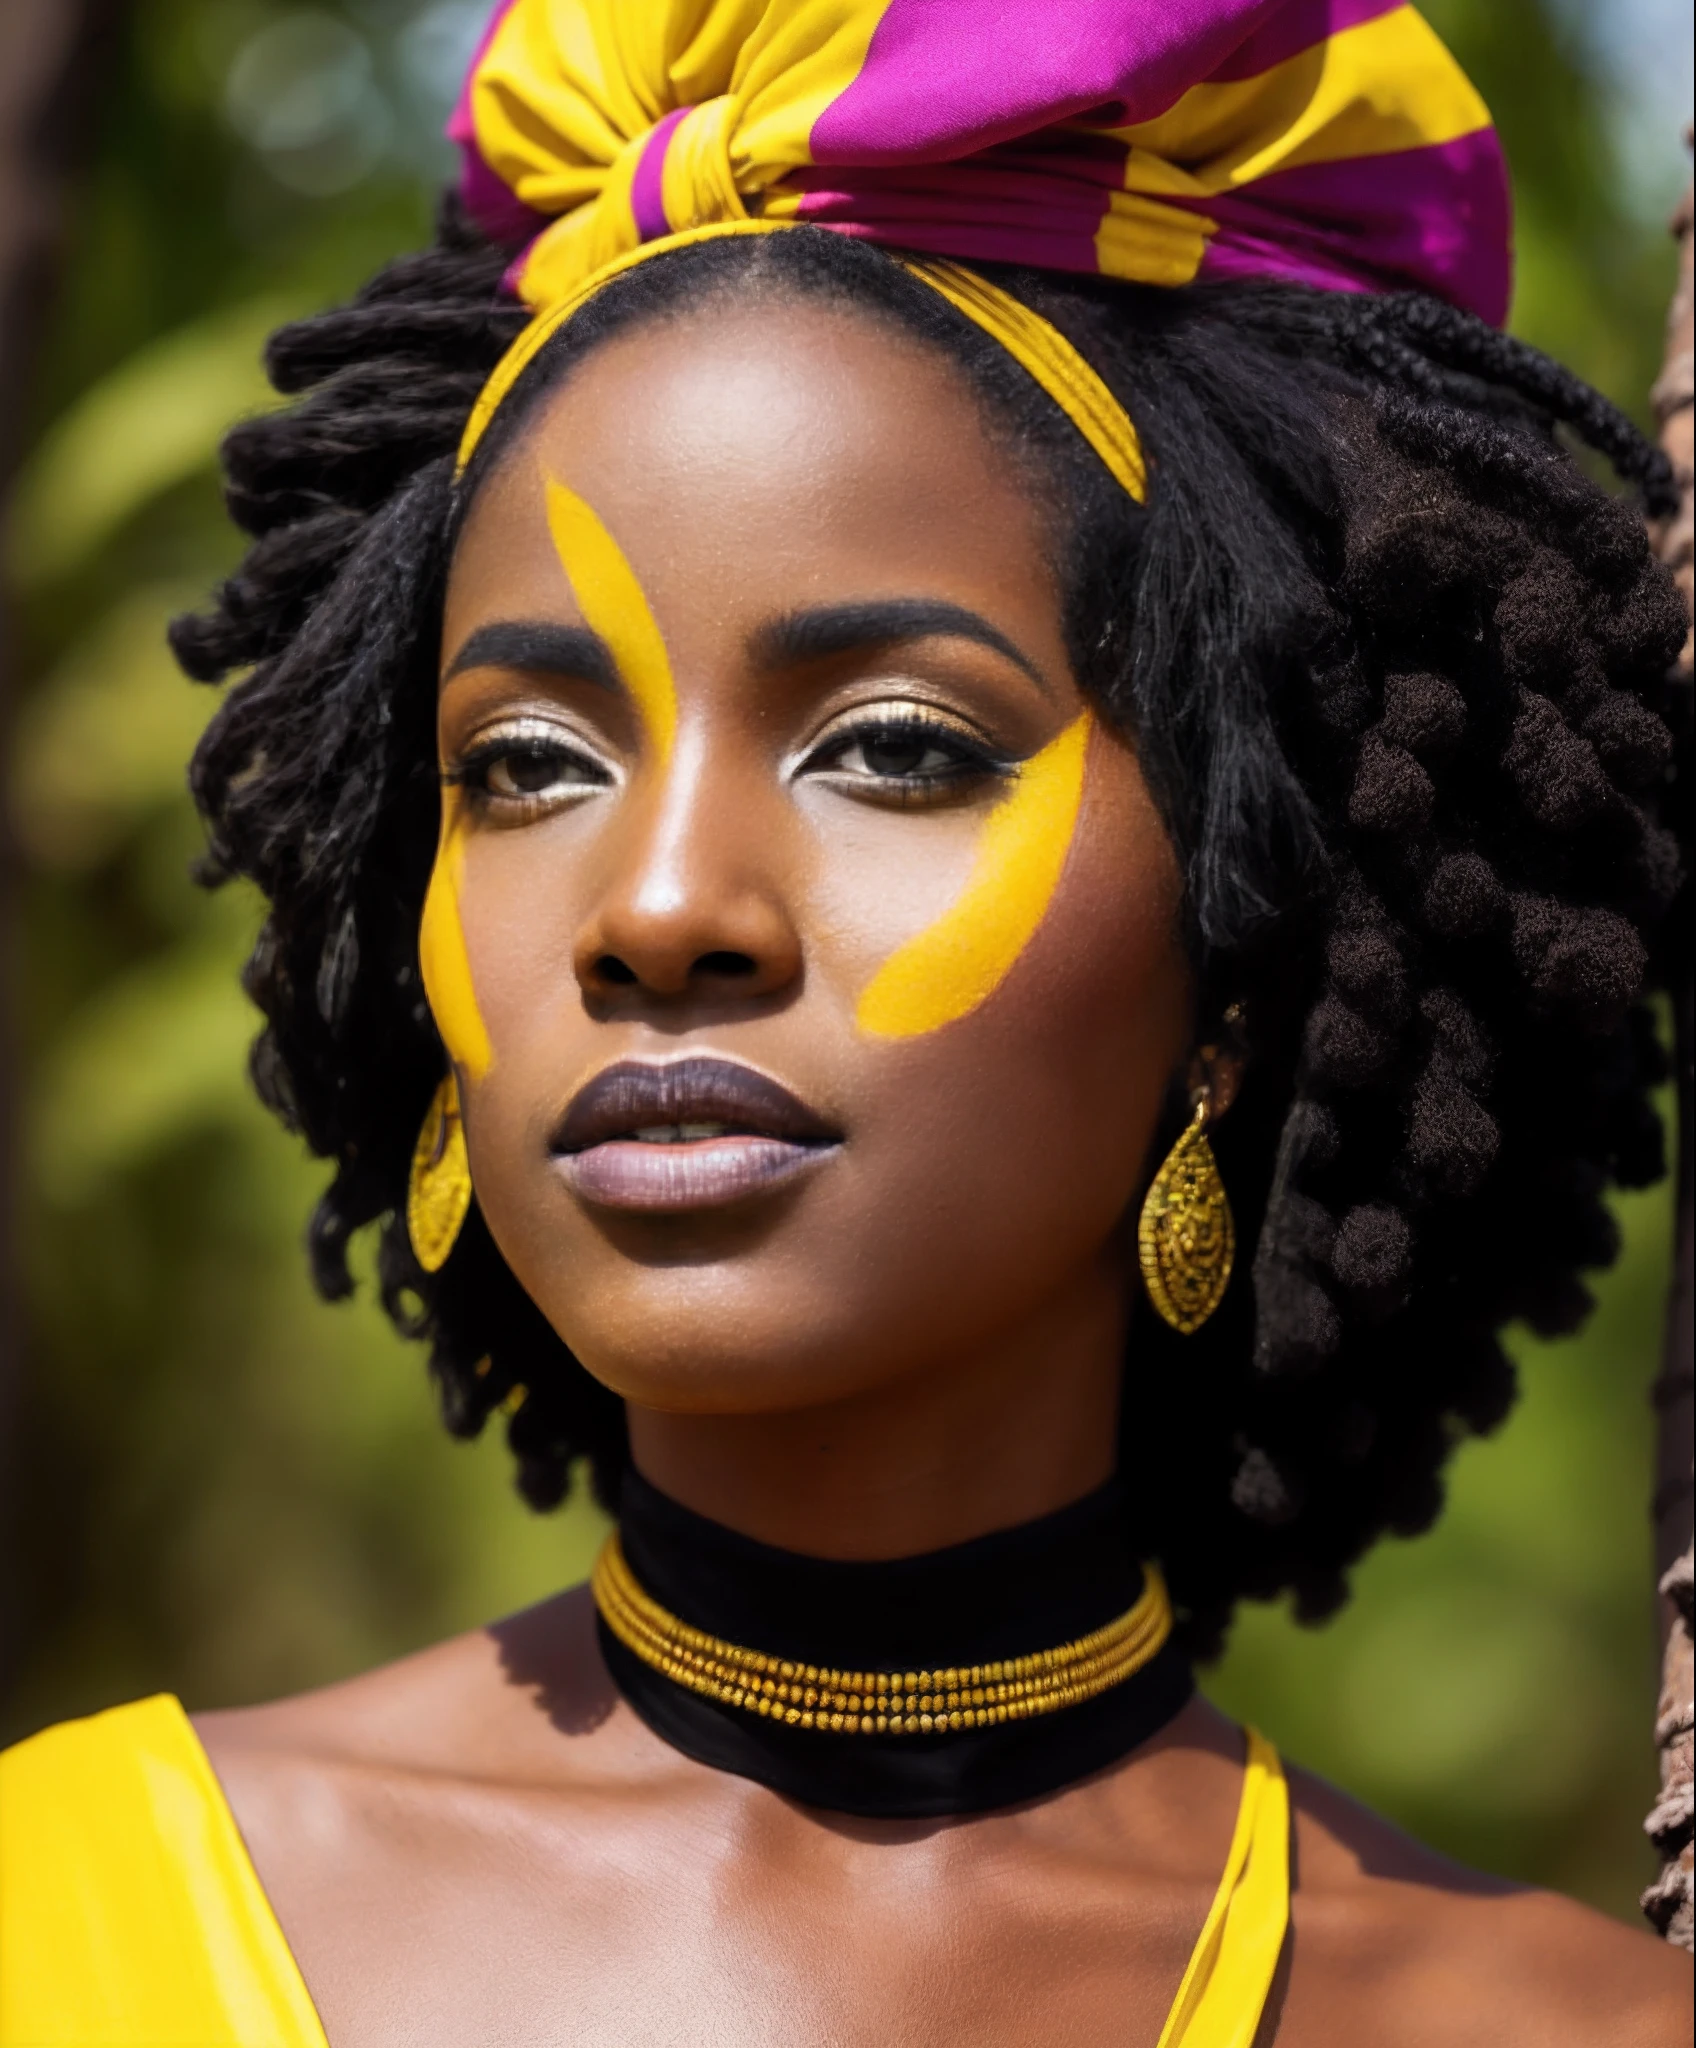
[551,1057,841,1212]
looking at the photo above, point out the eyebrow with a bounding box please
[443,620,620,690]
[749,599,1053,697]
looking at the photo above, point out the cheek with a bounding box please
[419,797,494,1080]
[437,819,590,1098]
[1012,776,1190,1147]
[857,713,1091,1039]
[857,762,1189,1278]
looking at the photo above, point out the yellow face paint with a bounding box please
[543,477,677,760]
[856,713,1092,1038]
[421,477,674,1078]
[419,788,494,1081]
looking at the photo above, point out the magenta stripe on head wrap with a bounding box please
[795,135,1122,274]
[810,0,1281,162]
[632,107,690,241]
[458,152,548,249]
[450,0,1513,331]
[450,0,547,246]
[796,187,1109,276]
[447,0,519,133]
[1192,131,1512,324]
[1207,0,1403,81]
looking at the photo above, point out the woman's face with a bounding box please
[433,291,1190,1423]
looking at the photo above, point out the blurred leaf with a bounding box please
[1207,1173,1674,1909]
[10,583,214,869]
[30,911,261,1207]
[1332,1586,1611,1817]
[7,294,300,587]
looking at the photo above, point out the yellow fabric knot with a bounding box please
[452,2,1154,498]
[661,96,748,231]
[456,0,1510,327]
[518,94,748,310]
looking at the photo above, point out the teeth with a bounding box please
[629,1121,732,1143]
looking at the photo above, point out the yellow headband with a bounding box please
[454,219,1146,504]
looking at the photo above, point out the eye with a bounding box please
[449,724,613,810]
[800,706,1010,805]
[484,745,592,799]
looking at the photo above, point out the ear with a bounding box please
[1187,1001,1248,1124]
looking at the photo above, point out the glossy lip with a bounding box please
[551,1056,842,1213]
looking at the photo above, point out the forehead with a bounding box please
[446,296,1059,633]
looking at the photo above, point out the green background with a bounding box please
[3,0,1688,1922]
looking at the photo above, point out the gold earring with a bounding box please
[407,1073,472,1273]
[1138,1094,1235,1335]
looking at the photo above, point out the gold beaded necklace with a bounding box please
[591,1531,1173,1736]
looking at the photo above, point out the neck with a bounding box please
[593,1415,1194,1818]
[625,1250,1125,1559]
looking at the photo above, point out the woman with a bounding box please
[4,2,1691,2041]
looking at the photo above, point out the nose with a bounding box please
[573,741,803,1007]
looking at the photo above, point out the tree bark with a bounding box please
[0,0,123,1700]
[1642,146,1694,1952]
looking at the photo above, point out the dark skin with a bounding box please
[199,297,1691,2045]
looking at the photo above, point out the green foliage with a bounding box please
[1423,0,1679,417]
[3,0,1682,1926]
[9,301,294,588]
[1208,1172,1673,1912]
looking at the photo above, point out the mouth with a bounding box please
[550,1057,842,1213]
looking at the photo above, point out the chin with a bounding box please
[563,1309,910,1418]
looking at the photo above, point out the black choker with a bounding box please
[594,1472,1193,1817]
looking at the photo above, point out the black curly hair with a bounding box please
[172,202,1687,1657]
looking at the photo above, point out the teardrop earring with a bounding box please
[1138,1093,1235,1335]
[407,1073,472,1273]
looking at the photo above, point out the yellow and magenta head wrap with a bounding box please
[449,0,1509,481]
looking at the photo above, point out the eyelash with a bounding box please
[445,707,1013,816]
[446,729,612,810]
[799,706,1013,805]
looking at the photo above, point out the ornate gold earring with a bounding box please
[1138,1093,1235,1335]
[407,1073,472,1273]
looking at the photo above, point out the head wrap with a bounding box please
[449,1,1510,482]
[453,1,1509,318]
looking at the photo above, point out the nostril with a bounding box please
[695,951,757,980]
[595,954,639,985]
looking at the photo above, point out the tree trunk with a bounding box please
[0,0,123,1699]
[1642,147,1694,1952]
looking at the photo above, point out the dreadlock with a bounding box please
[174,201,1686,1657]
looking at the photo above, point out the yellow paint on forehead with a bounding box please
[857,713,1092,1039]
[544,477,677,761]
[419,789,493,1082]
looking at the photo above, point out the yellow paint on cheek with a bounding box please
[543,477,677,761]
[419,791,494,1081]
[855,713,1092,1039]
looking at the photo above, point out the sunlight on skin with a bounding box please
[422,473,1092,1065]
[419,788,494,1081]
[418,472,681,1081]
[539,472,1096,1040]
[856,712,1092,1038]
[544,477,678,760]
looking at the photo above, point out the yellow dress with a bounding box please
[1,1697,1287,2047]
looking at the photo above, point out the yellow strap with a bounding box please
[0,1694,328,2048]
[1157,1727,1291,2048]
[0,1693,1283,2047]
[454,217,1147,504]
[895,259,1147,504]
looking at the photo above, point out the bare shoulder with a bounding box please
[193,1582,659,1837]
[187,1590,740,2041]
[1280,1762,1692,2048]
